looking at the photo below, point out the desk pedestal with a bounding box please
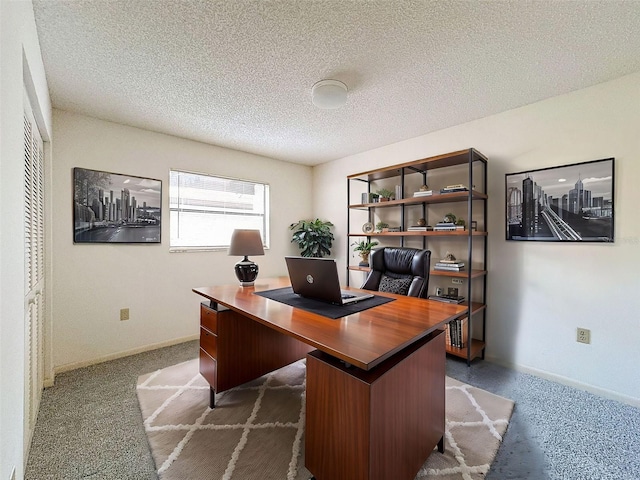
[199,302,314,407]
[305,330,445,480]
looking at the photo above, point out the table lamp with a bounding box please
[228,229,264,286]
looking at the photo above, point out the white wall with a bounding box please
[0,1,52,478]
[314,73,640,405]
[51,110,313,371]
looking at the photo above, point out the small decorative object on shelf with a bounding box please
[435,216,457,231]
[362,222,374,233]
[376,188,394,202]
[407,218,430,231]
[428,293,465,304]
[435,252,465,271]
[413,184,433,197]
[351,239,379,267]
[440,184,469,193]
[442,252,457,262]
[376,221,389,232]
[429,287,465,304]
[455,218,466,230]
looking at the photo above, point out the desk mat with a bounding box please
[254,287,395,319]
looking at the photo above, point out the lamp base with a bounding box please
[234,257,259,286]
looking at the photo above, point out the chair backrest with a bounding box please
[360,247,431,298]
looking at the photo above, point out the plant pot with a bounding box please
[359,253,370,267]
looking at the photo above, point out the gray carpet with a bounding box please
[25,340,640,479]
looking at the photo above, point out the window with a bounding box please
[169,170,269,251]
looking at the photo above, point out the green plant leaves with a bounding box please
[289,219,335,257]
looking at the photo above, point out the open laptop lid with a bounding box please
[285,256,372,305]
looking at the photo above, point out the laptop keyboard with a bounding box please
[341,293,356,299]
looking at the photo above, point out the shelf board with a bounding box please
[348,148,488,182]
[445,338,485,360]
[349,190,487,209]
[430,269,487,278]
[349,231,487,237]
[347,265,370,272]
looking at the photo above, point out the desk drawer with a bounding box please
[199,348,217,388]
[200,304,218,333]
[200,326,218,358]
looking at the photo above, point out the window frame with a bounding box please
[169,169,270,252]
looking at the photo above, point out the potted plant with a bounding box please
[351,239,379,266]
[376,221,389,232]
[376,188,394,202]
[289,219,334,257]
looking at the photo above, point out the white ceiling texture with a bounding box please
[32,0,640,166]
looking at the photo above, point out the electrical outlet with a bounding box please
[577,327,590,344]
[451,278,463,285]
[120,308,130,321]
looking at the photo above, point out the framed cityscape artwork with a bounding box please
[505,158,614,242]
[73,167,162,243]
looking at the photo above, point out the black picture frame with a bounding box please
[73,167,162,244]
[505,158,614,242]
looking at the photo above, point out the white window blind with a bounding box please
[169,170,269,250]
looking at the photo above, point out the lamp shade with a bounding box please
[228,229,264,257]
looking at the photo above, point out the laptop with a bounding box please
[285,256,374,305]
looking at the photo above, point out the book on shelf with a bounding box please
[428,294,465,304]
[413,190,433,197]
[407,225,433,231]
[437,259,465,265]
[440,184,469,194]
[434,222,457,231]
[446,316,468,348]
[434,264,465,271]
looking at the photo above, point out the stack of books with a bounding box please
[413,189,433,197]
[434,260,465,271]
[433,222,456,231]
[440,184,469,194]
[407,225,433,231]
[428,294,465,304]
[445,317,468,348]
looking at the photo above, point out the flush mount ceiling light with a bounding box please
[311,79,348,109]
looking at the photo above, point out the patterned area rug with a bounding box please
[136,359,514,480]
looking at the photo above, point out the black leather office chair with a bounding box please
[361,247,431,298]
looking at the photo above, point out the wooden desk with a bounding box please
[193,277,466,480]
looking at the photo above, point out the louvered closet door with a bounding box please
[23,92,46,456]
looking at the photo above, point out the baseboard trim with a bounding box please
[485,354,640,408]
[53,334,199,376]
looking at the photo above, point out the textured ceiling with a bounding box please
[33,1,640,166]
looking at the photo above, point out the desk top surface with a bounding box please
[193,277,466,370]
